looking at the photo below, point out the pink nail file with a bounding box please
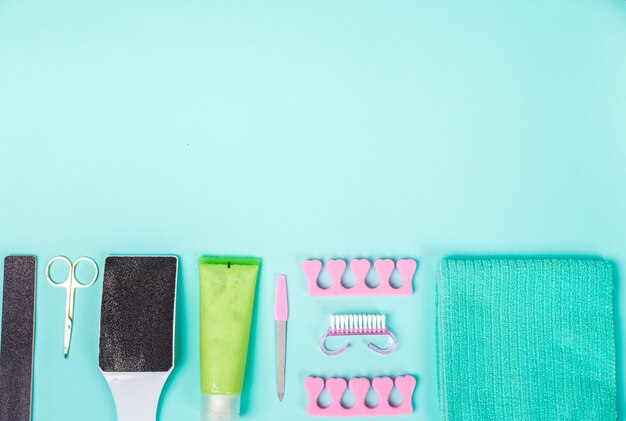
[274,275,288,401]
[302,259,416,296]
[304,375,416,417]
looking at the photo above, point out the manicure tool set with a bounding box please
[1,253,617,420]
[298,258,418,417]
[0,254,417,420]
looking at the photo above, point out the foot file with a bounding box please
[0,256,36,421]
[98,256,178,421]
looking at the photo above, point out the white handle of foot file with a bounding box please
[103,371,171,421]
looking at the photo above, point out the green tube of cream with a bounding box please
[199,257,260,421]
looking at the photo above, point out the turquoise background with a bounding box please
[1,0,625,420]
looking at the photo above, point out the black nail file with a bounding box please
[0,256,37,421]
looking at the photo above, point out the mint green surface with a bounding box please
[438,258,616,420]
[0,1,625,420]
[199,257,260,395]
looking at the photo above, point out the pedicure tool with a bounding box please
[274,274,288,401]
[302,258,417,296]
[99,256,178,421]
[304,375,416,417]
[46,256,98,358]
[320,314,397,356]
[0,256,37,421]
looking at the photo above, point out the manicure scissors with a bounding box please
[46,256,98,358]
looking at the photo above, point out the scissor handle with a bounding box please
[46,256,98,288]
[46,256,72,287]
[71,257,98,288]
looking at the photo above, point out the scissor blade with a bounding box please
[276,320,286,400]
[64,317,72,358]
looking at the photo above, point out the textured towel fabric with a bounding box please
[437,258,616,421]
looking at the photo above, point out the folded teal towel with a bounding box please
[437,258,616,421]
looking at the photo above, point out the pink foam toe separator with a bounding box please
[305,376,416,417]
[373,259,395,292]
[348,378,370,410]
[325,378,347,410]
[302,260,323,293]
[349,259,371,287]
[372,377,394,410]
[396,259,417,287]
[325,259,346,287]
[394,375,417,401]
[305,377,325,413]
[305,258,415,296]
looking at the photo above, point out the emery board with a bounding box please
[98,256,178,421]
[0,256,36,421]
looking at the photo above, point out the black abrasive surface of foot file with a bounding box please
[0,255,37,421]
[99,256,177,373]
